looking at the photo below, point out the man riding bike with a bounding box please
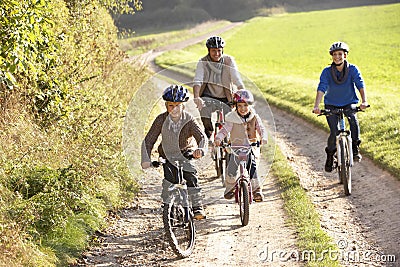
[193,36,245,140]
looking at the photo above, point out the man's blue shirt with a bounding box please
[317,63,365,106]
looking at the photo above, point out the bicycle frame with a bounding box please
[229,146,253,203]
[157,157,192,222]
[335,110,354,168]
[318,105,369,196]
[153,154,196,258]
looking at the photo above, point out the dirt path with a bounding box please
[77,21,399,267]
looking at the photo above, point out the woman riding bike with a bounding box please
[312,41,369,172]
[193,36,245,140]
[141,85,207,220]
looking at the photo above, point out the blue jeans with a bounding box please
[325,104,360,152]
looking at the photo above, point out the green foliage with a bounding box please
[0,0,147,265]
[272,146,339,266]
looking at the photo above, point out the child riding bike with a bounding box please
[141,85,207,220]
[213,89,268,202]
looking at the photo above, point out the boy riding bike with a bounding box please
[141,85,207,220]
[312,41,368,172]
[213,89,268,202]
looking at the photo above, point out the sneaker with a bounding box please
[353,153,362,162]
[253,191,264,202]
[193,208,206,220]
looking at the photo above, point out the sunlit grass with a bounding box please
[119,20,231,56]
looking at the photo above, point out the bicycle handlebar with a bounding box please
[151,150,199,168]
[202,98,234,107]
[218,141,260,148]
[317,105,370,116]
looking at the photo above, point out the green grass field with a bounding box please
[157,3,400,179]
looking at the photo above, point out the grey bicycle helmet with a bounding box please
[206,36,225,49]
[329,41,349,55]
[162,85,189,102]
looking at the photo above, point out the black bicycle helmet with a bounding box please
[206,36,225,49]
[329,41,349,55]
[162,85,189,102]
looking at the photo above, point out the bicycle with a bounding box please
[317,105,369,196]
[151,151,196,258]
[222,142,259,226]
[203,98,232,186]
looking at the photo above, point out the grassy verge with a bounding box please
[118,20,231,56]
[270,144,339,266]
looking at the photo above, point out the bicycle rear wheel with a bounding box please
[238,180,250,226]
[339,136,352,195]
[162,202,196,258]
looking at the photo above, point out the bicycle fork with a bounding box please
[234,161,253,203]
[336,134,354,168]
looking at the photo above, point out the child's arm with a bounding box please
[190,118,207,158]
[214,122,233,146]
[141,114,164,168]
[255,114,268,145]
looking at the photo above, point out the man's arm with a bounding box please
[229,56,245,89]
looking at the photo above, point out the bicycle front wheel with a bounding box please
[162,202,196,258]
[238,180,250,226]
[338,136,352,195]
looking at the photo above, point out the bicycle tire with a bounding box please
[162,202,196,258]
[238,180,250,226]
[339,137,352,195]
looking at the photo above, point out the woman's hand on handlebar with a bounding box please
[312,106,321,114]
[360,102,369,110]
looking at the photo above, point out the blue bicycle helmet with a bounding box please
[162,85,189,102]
[206,36,225,49]
[329,41,349,55]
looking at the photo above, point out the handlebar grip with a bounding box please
[182,150,194,160]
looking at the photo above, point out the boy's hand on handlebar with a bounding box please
[193,149,204,159]
[141,162,152,169]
